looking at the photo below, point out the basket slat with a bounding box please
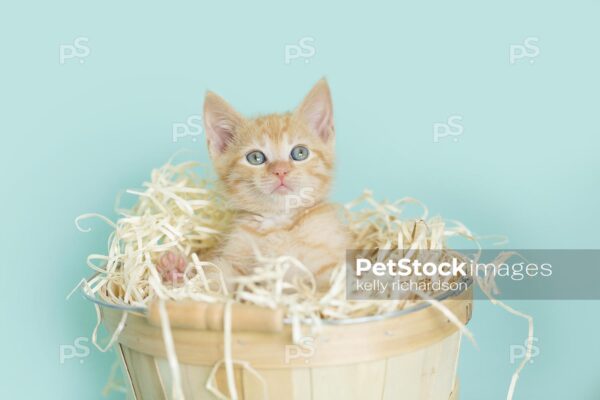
[119,329,464,400]
[311,359,387,400]
[102,286,472,369]
[121,346,166,400]
[155,359,217,400]
[102,286,471,399]
[242,368,311,400]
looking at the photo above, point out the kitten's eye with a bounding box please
[246,150,266,165]
[290,145,310,161]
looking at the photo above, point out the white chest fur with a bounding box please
[253,213,294,230]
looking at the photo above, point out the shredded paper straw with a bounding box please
[76,160,534,400]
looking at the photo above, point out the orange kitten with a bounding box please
[203,79,350,291]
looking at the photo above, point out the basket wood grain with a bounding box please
[101,286,472,400]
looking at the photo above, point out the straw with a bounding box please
[76,159,533,400]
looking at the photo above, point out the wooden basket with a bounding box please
[94,283,472,400]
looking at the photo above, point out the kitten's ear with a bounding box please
[294,78,334,142]
[203,91,245,155]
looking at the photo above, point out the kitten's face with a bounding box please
[203,79,335,215]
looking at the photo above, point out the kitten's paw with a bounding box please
[157,251,187,283]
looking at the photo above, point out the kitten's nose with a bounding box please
[269,162,290,180]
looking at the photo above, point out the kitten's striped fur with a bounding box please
[203,79,350,290]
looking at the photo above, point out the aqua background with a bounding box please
[1,1,599,399]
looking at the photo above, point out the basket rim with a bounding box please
[81,273,473,326]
